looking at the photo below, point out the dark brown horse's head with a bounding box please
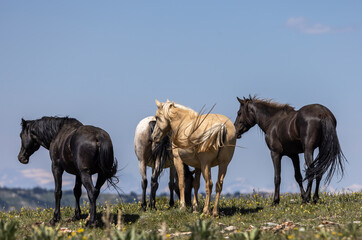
[234,96,257,139]
[18,119,40,164]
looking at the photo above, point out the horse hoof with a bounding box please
[271,201,279,206]
[71,216,80,221]
[49,218,58,226]
[86,221,96,228]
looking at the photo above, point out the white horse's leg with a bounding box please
[139,160,147,211]
[168,165,176,207]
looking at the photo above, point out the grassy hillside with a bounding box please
[0,192,361,239]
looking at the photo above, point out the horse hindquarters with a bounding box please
[71,130,116,225]
[305,117,346,186]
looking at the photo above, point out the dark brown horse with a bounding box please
[234,96,346,205]
[18,117,118,226]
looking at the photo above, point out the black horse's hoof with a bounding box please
[271,201,279,206]
[49,218,59,226]
[85,221,96,228]
[71,215,81,221]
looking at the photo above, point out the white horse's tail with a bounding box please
[190,123,227,152]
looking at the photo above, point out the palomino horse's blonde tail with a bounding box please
[190,123,227,152]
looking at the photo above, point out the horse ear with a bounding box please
[237,97,244,104]
[155,99,162,108]
[166,99,171,103]
[21,118,27,128]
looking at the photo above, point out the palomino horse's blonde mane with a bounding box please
[162,101,227,153]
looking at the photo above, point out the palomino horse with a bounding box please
[134,116,194,210]
[151,100,236,217]
[18,117,118,226]
[234,96,346,205]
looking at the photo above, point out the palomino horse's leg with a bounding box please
[80,170,98,226]
[192,168,201,213]
[200,163,213,215]
[168,166,176,208]
[313,175,322,204]
[213,162,228,217]
[290,154,306,202]
[303,148,314,203]
[150,158,162,209]
[139,160,147,211]
[271,151,282,205]
[172,149,186,209]
[50,163,64,225]
[72,175,82,221]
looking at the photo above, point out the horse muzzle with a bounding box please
[18,155,29,164]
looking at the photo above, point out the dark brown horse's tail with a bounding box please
[98,136,120,191]
[305,117,346,184]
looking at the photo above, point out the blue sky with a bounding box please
[1,1,361,195]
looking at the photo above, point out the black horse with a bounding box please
[18,117,118,226]
[234,96,346,205]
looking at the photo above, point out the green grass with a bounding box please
[0,192,361,239]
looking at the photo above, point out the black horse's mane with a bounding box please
[24,117,82,148]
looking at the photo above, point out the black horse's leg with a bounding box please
[313,175,322,204]
[72,175,82,221]
[168,166,176,208]
[290,154,306,201]
[139,160,147,211]
[150,161,162,209]
[271,151,282,205]
[80,170,97,226]
[303,148,314,203]
[50,163,64,225]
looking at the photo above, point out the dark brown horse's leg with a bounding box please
[50,163,64,225]
[271,151,282,205]
[313,176,322,203]
[72,175,82,221]
[80,171,98,226]
[303,149,314,203]
[290,154,306,201]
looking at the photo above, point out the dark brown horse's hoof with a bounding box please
[271,201,280,206]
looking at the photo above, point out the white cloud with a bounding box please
[286,17,352,35]
[346,184,362,192]
[21,168,53,185]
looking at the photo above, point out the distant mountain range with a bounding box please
[0,187,272,211]
[0,187,138,211]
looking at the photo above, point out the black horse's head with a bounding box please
[18,119,40,164]
[234,96,257,139]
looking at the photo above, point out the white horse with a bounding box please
[134,116,194,210]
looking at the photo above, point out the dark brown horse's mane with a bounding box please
[245,95,295,112]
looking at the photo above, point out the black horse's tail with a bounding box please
[305,117,346,184]
[98,136,120,191]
